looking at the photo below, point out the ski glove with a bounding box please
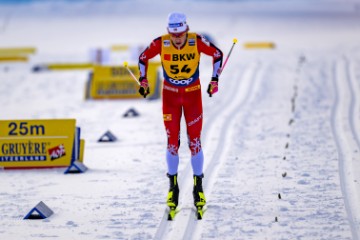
[138,77,150,98]
[207,77,219,97]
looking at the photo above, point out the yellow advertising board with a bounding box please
[87,62,161,99]
[46,63,94,70]
[0,119,76,168]
[0,56,28,62]
[243,42,276,49]
[79,139,85,163]
[0,47,36,55]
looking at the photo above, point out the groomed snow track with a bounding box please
[154,60,265,239]
[331,56,360,240]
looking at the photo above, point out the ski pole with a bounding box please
[123,61,140,85]
[219,38,237,75]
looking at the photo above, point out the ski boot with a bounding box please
[167,173,179,220]
[193,174,206,219]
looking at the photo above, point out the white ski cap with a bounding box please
[167,12,188,33]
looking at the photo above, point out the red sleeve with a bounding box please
[138,37,162,78]
[197,34,223,78]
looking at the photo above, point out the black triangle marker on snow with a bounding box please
[23,201,54,220]
[123,108,140,118]
[98,130,117,142]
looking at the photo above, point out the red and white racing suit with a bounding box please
[138,32,223,176]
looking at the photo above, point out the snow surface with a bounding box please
[1,0,360,239]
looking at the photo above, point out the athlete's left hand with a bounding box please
[207,77,218,97]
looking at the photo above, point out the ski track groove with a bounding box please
[152,64,243,239]
[185,62,265,240]
[345,56,360,153]
[153,61,263,239]
[331,56,360,240]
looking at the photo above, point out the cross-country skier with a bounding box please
[137,12,223,218]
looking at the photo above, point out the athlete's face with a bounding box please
[170,31,187,48]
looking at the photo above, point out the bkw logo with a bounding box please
[168,53,196,61]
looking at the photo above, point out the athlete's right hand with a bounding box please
[138,77,150,98]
